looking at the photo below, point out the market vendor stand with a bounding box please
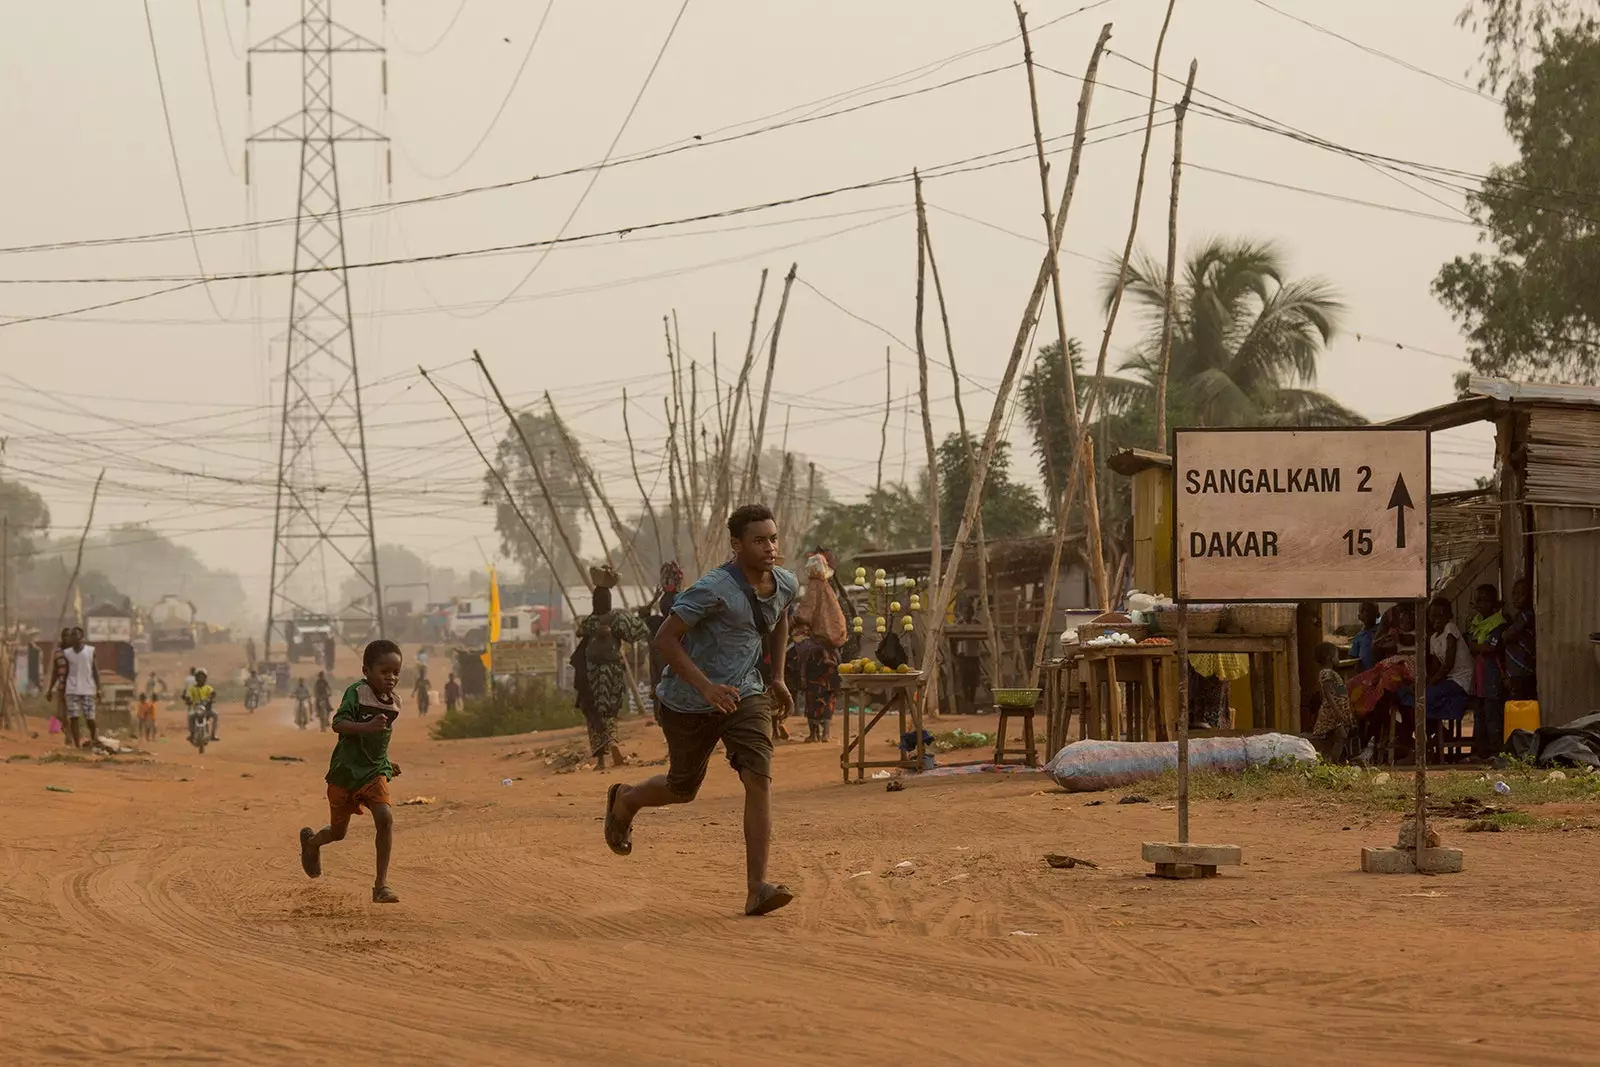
[838,672,924,783]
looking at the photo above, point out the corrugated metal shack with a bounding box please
[1389,377,1600,726]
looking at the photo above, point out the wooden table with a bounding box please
[1047,633,1299,745]
[838,673,924,783]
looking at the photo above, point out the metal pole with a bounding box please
[1413,596,1429,867]
[1176,601,1190,844]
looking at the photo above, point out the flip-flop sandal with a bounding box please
[299,827,321,878]
[604,784,633,856]
[745,883,794,917]
[372,886,400,904]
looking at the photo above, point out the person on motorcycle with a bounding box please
[294,678,312,730]
[187,669,218,742]
[313,670,333,732]
[245,669,261,713]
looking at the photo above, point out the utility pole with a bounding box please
[249,1,387,660]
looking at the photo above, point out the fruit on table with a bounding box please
[895,663,913,674]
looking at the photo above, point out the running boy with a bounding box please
[299,639,404,904]
[603,504,798,917]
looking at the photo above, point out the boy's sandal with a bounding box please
[745,883,794,917]
[372,886,400,904]
[299,828,321,878]
[604,784,633,856]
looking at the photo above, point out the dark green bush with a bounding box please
[429,677,584,740]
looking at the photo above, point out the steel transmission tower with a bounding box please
[249,1,386,659]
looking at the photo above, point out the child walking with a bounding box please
[299,639,404,904]
[136,692,158,742]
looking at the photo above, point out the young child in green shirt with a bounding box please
[299,639,404,904]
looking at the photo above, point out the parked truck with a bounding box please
[149,595,198,651]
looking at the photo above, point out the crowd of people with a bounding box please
[1310,580,1536,763]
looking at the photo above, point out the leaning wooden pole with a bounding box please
[422,368,578,618]
[54,469,105,640]
[472,350,590,586]
[1019,5,1113,612]
[1154,60,1197,449]
[913,170,942,721]
[621,389,665,563]
[705,270,768,548]
[744,263,799,502]
[917,21,1114,686]
[548,392,653,594]
[798,461,818,549]
[1087,0,1178,431]
[922,195,1003,690]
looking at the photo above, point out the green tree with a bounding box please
[935,432,1044,540]
[1434,28,1600,385]
[1457,0,1597,92]
[804,482,928,569]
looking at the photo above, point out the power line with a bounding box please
[447,0,693,319]
[387,0,471,56]
[141,0,237,321]
[193,0,239,176]
[398,0,559,180]
[1242,0,1497,103]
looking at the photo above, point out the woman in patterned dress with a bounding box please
[577,586,651,770]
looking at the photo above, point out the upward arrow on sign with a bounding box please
[1387,473,1414,549]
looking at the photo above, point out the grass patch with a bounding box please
[429,677,585,740]
[1132,758,1600,827]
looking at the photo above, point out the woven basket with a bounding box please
[993,687,1041,708]
[1148,608,1222,635]
[1224,604,1296,635]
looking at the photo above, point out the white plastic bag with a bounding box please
[1045,734,1316,792]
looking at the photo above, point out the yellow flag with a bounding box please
[480,566,501,672]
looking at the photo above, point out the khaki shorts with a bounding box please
[327,776,391,834]
[659,692,774,797]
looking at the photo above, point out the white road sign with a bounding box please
[1174,428,1429,602]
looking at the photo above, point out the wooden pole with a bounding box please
[876,345,890,506]
[916,21,1112,687]
[664,399,685,566]
[621,389,664,563]
[471,351,590,587]
[1,516,15,731]
[422,368,579,618]
[1018,6,1114,612]
[705,270,768,549]
[923,204,1003,690]
[547,392,652,594]
[1177,601,1190,843]
[548,397,626,605]
[688,359,703,538]
[744,263,798,502]
[54,469,105,641]
[1414,597,1429,867]
[913,171,943,721]
[1084,0,1178,432]
[798,462,818,549]
[1154,60,1197,448]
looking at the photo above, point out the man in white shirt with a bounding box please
[58,627,100,749]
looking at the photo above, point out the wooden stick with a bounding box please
[54,469,105,639]
[923,201,1002,690]
[1154,60,1197,449]
[705,270,768,548]
[1087,0,1178,432]
[1177,601,1190,842]
[548,396,623,603]
[472,350,589,586]
[1414,596,1429,867]
[1019,5,1113,613]
[688,361,702,528]
[913,170,942,719]
[744,263,798,502]
[621,389,664,563]
[876,345,891,500]
[664,398,685,566]
[711,332,724,448]
[548,392,652,594]
[917,20,1113,688]
[798,461,818,548]
[423,368,578,618]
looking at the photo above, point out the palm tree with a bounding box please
[1114,238,1363,429]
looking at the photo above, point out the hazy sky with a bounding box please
[0,0,1509,619]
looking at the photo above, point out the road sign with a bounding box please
[1174,427,1429,602]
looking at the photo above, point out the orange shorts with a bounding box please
[327,776,391,834]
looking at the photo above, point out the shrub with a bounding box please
[429,677,584,740]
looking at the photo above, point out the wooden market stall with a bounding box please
[853,536,1095,715]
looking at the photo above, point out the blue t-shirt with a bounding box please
[1350,625,1378,671]
[656,563,799,714]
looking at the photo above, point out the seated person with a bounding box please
[1349,601,1381,671]
[1310,643,1353,762]
[1423,596,1472,729]
[186,669,218,741]
[1465,582,1507,760]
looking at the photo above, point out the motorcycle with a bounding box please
[243,679,263,714]
[188,699,213,754]
[294,695,310,730]
[316,698,331,732]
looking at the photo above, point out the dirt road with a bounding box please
[2,700,1597,1066]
